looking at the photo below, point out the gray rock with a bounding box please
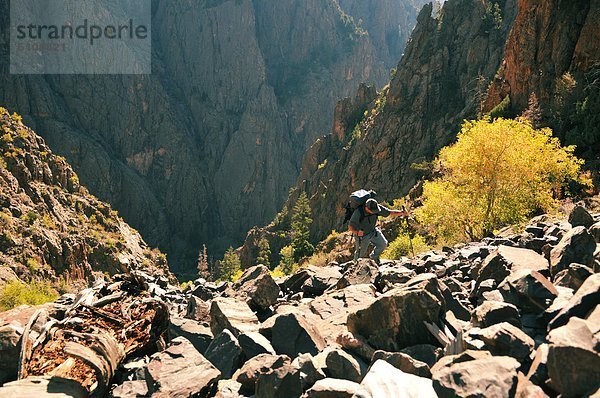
[215,379,243,398]
[347,274,445,351]
[232,265,281,311]
[238,331,276,359]
[185,295,210,324]
[255,355,303,398]
[549,273,600,330]
[371,350,431,378]
[498,269,558,313]
[169,316,213,354]
[324,348,367,383]
[373,262,416,291]
[354,359,437,398]
[304,378,361,398]
[568,205,595,228]
[432,355,520,398]
[145,336,220,397]
[111,380,149,398]
[233,354,290,395]
[590,221,600,243]
[399,344,442,368]
[547,317,600,397]
[301,266,343,296]
[292,353,326,391]
[472,300,521,328]
[204,329,244,378]
[336,259,377,289]
[554,263,594,291]
[0,324,23,385]
[266,313,326,357]
[210,297,260,337]
[550,226,596,276]
[467,322,535,362]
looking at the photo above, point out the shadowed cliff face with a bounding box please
[280,0,517,245]
[0,0,427,273]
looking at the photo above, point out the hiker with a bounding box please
[348,198,408,264]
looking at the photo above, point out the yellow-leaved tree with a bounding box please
[417,117,589,243]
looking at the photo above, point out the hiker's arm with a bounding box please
[389,209,409,217]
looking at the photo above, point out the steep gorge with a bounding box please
[0,0,428,273]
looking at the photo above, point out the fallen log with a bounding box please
[1,272,169,397]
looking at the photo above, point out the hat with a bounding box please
[365,198,381,214]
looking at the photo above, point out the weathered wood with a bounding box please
[0,376,88,398]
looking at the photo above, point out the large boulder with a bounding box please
[354,359,438,398]
[145,337,221,397]
[204,329,244,378]
[347,274,445,351]
[432,355,520,398]
[185,295,210,324]
[210,297,260,337]
[546,317,600,397]
[169,317,213,354]
[467,322,535,362]
[0,324,23,385]
[476,246,550,292]
[373,262,416,291]
[263,313,326,357]
[568,205,595,228]
[231,265,281,311]
[324,348,367,383]
[550,226,596,276]
[238,332,276,359]
[301,266,343,296]
[371,350,431,378]
[336,259,377,289]
[548,273,600,330]
[554,263,594,291]
[233,354,290,395]
[255,355,303,398]
[472,301,521,328]
[498,269,558,313]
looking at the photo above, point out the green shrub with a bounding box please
[279,245,297,275]
[382,233,429,259]
[0,280,59,311]
[214,247,241,282]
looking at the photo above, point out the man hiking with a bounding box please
[348,198,408,264]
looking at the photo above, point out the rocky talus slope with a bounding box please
[0,108,171,288]
[2,205,598,396]
[0,0,428,272]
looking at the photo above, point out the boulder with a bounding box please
[554,263,594,291]
[238,331,276,359]
[215,379,243,398]
[347,274,445,351]
[185,295,211,324]
[354,359,438,398]
[515,372,548,398]
[255,355,303,398]
[568,205,595,228]
[432,355,520,398]
[546,317,600,397]
[336,259,377,289]
[526,344,549,387]
[266,313,326,357]
[467,322,535,362]
[399,344,442,368]
[472,301,521,328]
[549,273,600,330]
[590,221,600,243]
[324,348,367,383]
[233,354,290,395]
[476,246,550,291]
[210,297,260,337]
[169,316,213,354]
[111,380,149,398]
[0,324,23,385]
[292,353,326,391]
[498,269,558,313]
[371,350,431,378]
[373,262,416,291]
[232,265,281,311]
[145,337,221,397]
[304,378,361,398]
[301,266,342,296]
[550,226,596,276]
[204,329,245,378]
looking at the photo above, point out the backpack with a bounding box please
[343,189,377,224]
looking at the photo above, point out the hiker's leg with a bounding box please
[359,234,371,258]
[370,228,388,261]
[353,235,361,261]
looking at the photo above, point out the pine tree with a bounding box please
[197,244,209,279]
[215,247,242,282]
[256,237,271,269]
[291,192,314,261]
[521,93,542,128]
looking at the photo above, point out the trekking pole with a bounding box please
[402,205,416,258]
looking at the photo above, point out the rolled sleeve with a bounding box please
[378,206,391,217]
